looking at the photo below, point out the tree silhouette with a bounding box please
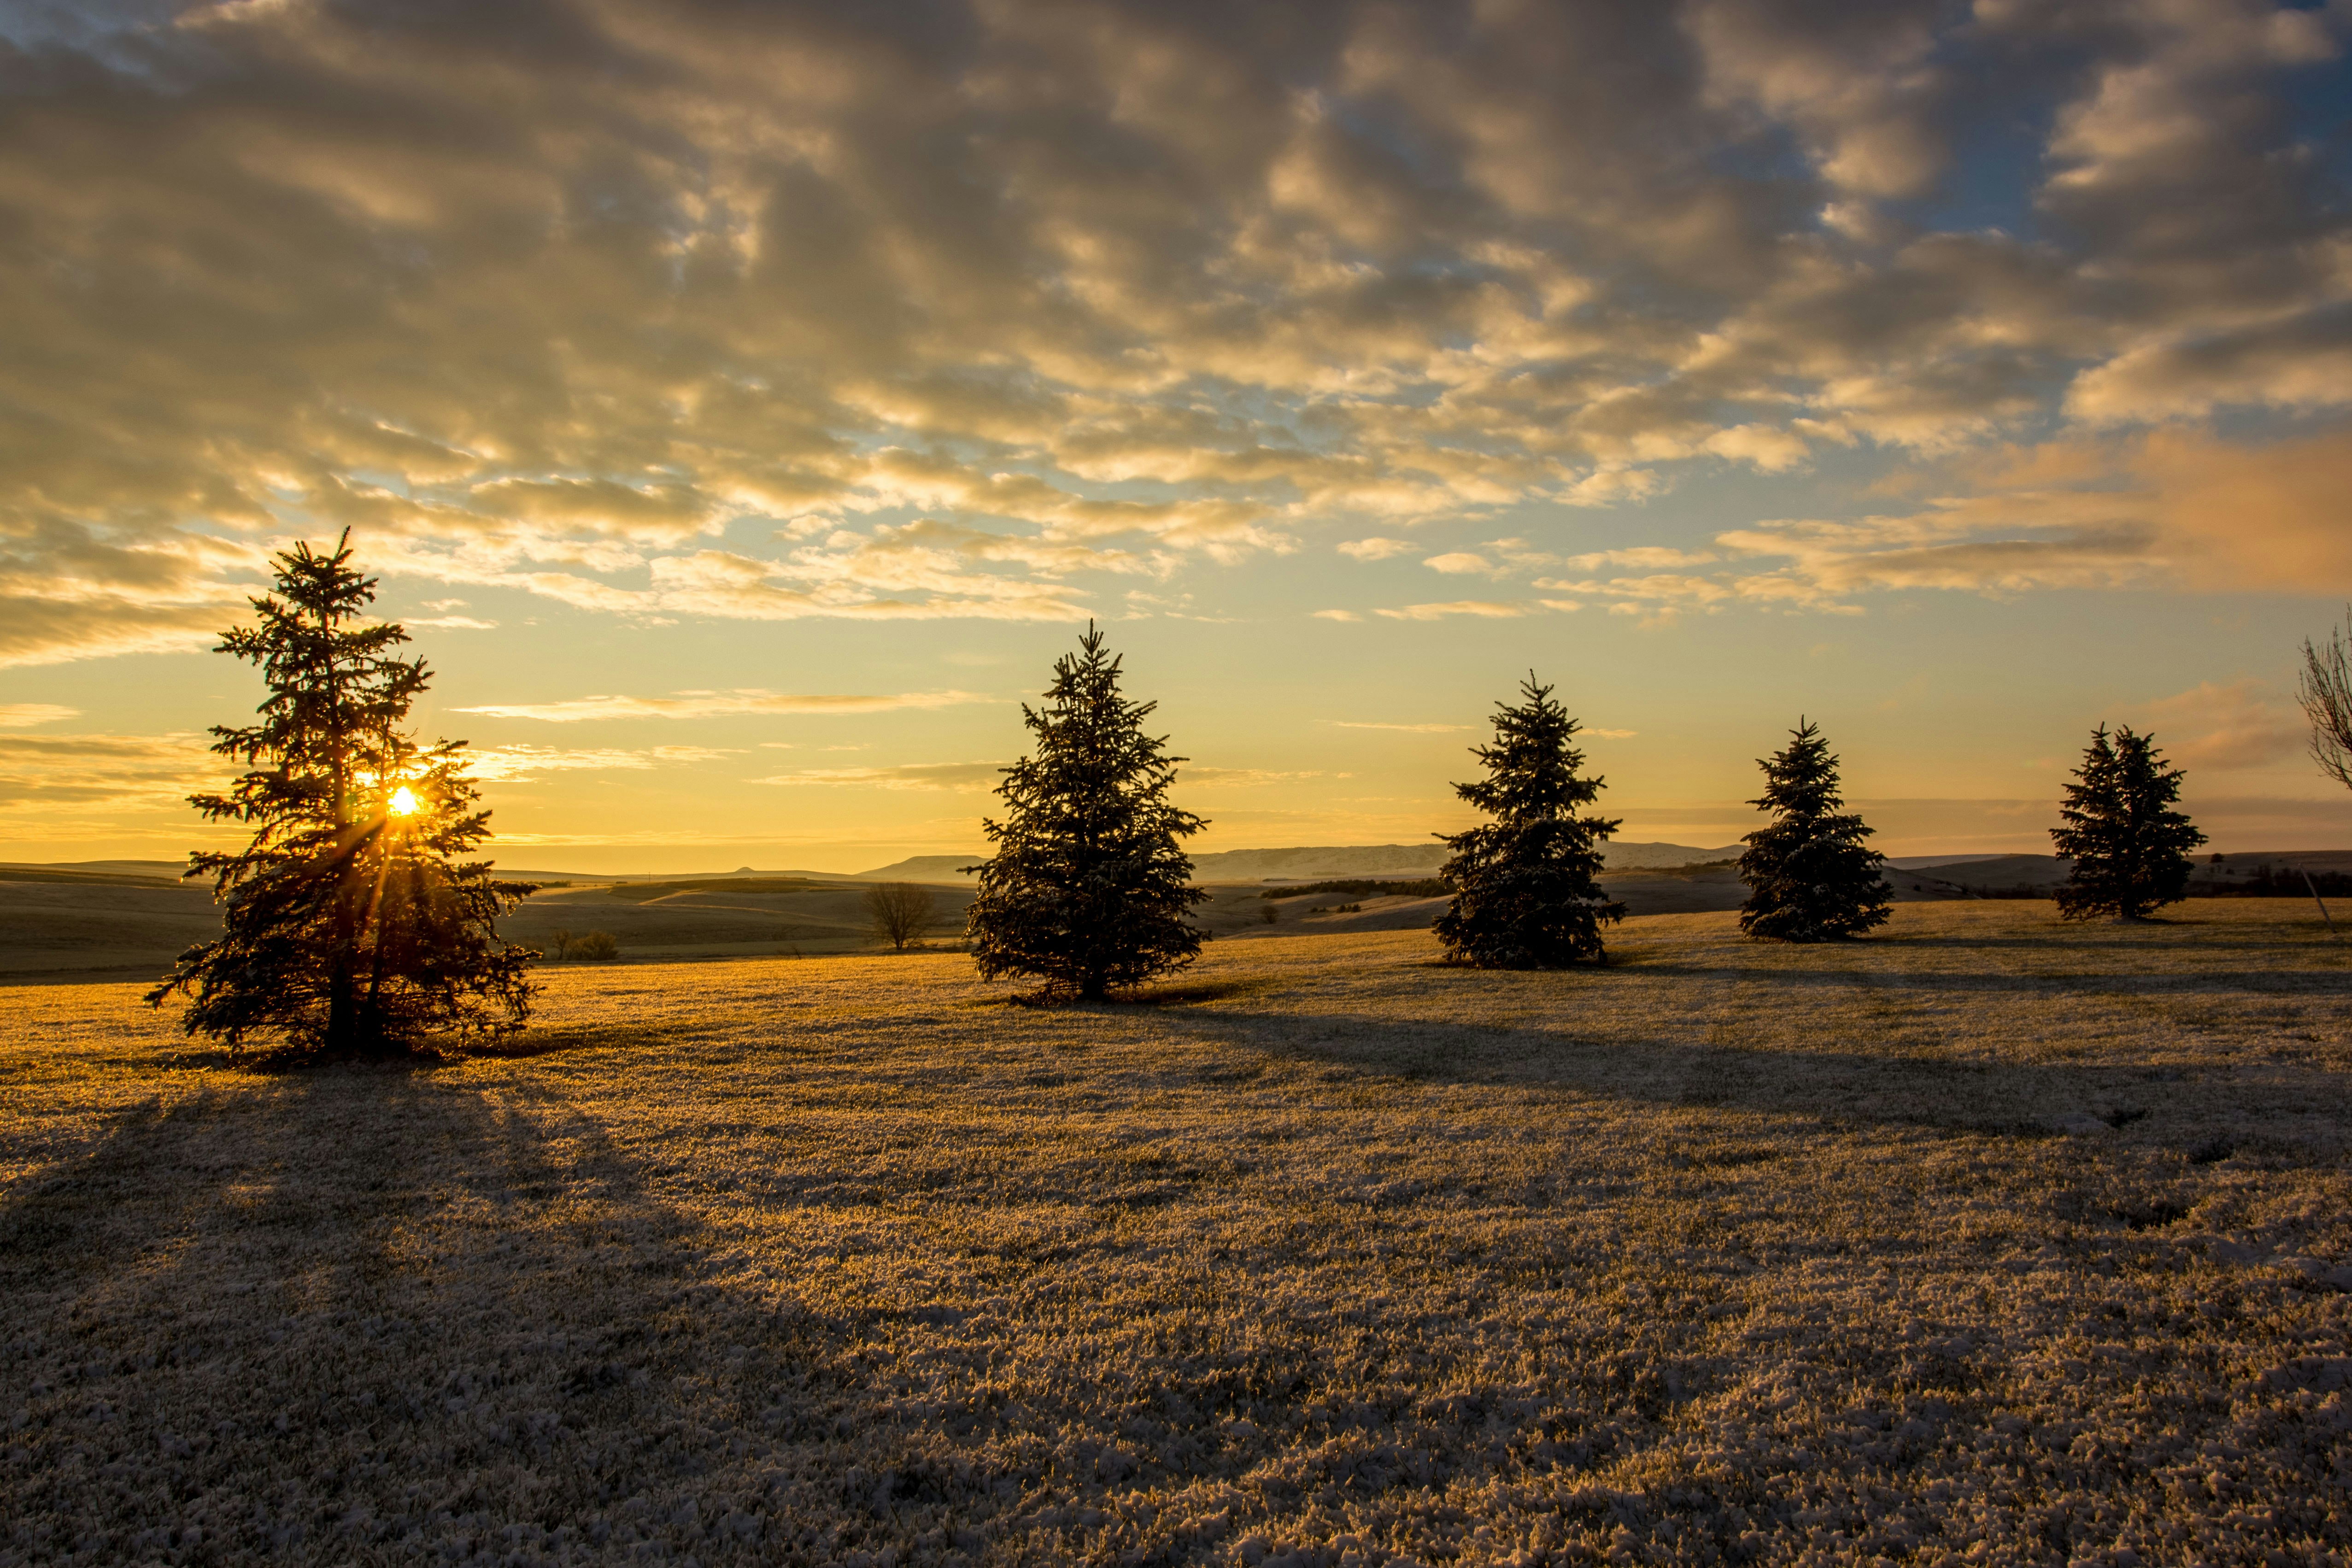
[148,534,536,1055]
[1737,719,1891,941]
[2051,723,2205,920]
[1434,675,1623,967]
[964,623,1208,998]
[865,882,938,951]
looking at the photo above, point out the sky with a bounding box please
[3,0,2351,874]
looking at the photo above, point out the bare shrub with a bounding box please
[865,882,938,951]
[2301,608,2352,790]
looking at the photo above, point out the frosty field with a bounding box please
[5,901,2350,1567]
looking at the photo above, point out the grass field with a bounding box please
[5,901,2350,1566]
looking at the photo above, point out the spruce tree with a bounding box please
[1433,675,1623,967]
[964,623,1208,998]
[2050,723,2205,920]
[148,534,536,1055]
[1737,719,1891,941]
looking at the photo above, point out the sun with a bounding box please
[387,785,421,817]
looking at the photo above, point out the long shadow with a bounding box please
[1601,961,2351,997]
[1145,1004,2348,1146]
[0,1068,1005,1564]
[5,1036,2342,1565]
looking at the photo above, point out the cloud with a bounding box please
[0,732,225,821]
[0,705,79,729]
[1182,768,1329,787]
[1374,600,1532,621]
[752,762,1005,791]
[2131,680,2306,772]
[0,0,2342,672]
[1557,547,1719,572]
[1311,609,1363,622]
[1322,721,1470,733]
[1701,427,2352,605]
[455,689,991,723]
[1422,553,1499,576]
[1685,0,1946,200]
[0,530,258,669]
[463,745,739,782]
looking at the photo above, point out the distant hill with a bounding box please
[852,840,1747,884]
[1600,840,1746,869]
[850,846,1449,884]
[0,859,194,884]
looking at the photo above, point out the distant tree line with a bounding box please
[155,538,2340,1054]
[1259,878,1450,901]
[2191,864,2352,899]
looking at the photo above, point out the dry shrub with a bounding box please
[569,929,619,960]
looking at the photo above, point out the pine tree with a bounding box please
[148,534,536,1055]
[2050,723,2205,920]
[964,623,1208,999]
[1433,675,1623,967]
[1737,719,1891,941]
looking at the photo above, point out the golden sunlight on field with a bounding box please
[5,902,2349,1566]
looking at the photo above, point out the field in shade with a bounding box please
[4,901,2350,1567]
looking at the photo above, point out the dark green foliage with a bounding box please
[1433,675,1623,967]
[1259,878,1450,901]
[1737,719,1891,941]
[2051,724,2205,920]
[147,534,536,1055]
[964,623,1208,999]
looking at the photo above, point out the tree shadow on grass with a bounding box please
[0,1062,1805,1568]
[1601,960,2349,997]
[1148,1004,2346,1154]
[0,1069,1020,1566]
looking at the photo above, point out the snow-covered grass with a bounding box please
[4,900,2349,1567]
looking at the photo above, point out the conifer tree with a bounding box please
[148,534,536,1055]
[2050,723,2205,920]
[964,623,1208,998]
[1737,719,1891,941]
[1433,675,1623,967]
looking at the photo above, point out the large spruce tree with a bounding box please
[1433,675,1623,967]
[964,623,1208,999]
[149,534,536,1055]
[1737,719,1891,941]
[2050,723,2205,920]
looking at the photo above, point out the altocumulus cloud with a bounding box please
[2,0,2350,667]
[454,690,991,723]
[753,762,1008,791]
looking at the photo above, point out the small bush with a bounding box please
[570,929,619,960]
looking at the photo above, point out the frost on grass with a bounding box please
[3,901,2350,1566]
